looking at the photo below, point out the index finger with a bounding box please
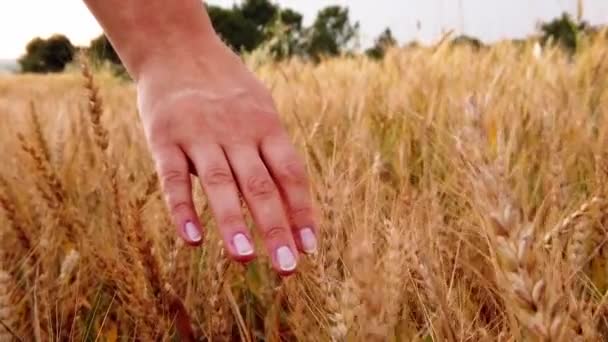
[153,144,205,246]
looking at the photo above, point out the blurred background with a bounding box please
[0,0,607,74]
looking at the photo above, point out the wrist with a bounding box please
[135,35,248,117]
[129,29,223,82]
[85,0,223,82]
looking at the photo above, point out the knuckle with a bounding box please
[289,206,313,222]
[219,212,243,227]
[246,174,276,199]
[276,160,307,185]
[160,169,189,189]
[168,200,191,215]
[147,118,173,143]
[262,226,289,241]
[203,166,234,187]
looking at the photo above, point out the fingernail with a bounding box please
[299,227,318,254]
[276,246,297,271]
[233,233,254,256]
[184,222,202,242]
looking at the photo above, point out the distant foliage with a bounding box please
[540,12,588,53]
[207,4,265,52]
[366,28,397,59]
[206,0,300,54]
[18,35,75,73]
[240,0,278,29]
[16,1,361,68]
[263,9,306,60]
[19,6,608,74]
[303,6,360,61]
[89,35,121,65]
[204,1,360,62]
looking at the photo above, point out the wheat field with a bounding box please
[0,36,608,341]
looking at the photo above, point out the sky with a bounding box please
[0,1,607,59]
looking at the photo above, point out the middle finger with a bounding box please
[186,143,256,262]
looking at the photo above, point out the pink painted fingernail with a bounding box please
[299,228,317,254]
[184,222,202,242]
[233,233,254,256]
[276,246,297,271]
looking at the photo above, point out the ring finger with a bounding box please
[224,144,299,276]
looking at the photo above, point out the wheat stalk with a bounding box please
[457,94,568,341]
[80,55,109,153]
[0,176,31,253]
[543,196,603,248]
[0,247,18,342]
[380,220,406,334]
[129,172,194,340]
[207,244,232,341]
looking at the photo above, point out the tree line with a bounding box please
[19,1,364,73]
[18,1,607,74]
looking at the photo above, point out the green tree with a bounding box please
[366,28,397,59]
[89,34,121,65]
[540,12,588,53]
[18,34,75,73]
[207,1,306,57]
[240,0,278,29]
[265,8,306,59]
[304,6,359,61]
[207,4,264,52]
[277,8,303,31]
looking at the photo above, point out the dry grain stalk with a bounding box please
[129,173,194,341]
[80,55,109,153]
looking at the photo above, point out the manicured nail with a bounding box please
[276,246,297,271]
[184,222,202,242]
[299,227,318,254]
[233,233,254,256]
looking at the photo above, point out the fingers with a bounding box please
[260,134,318,255]
[225,145,299,275]
[185,143,256,263]
[153,144,204,246]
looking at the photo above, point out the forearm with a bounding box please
[83,0,221,81]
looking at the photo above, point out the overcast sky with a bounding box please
[0,1,607,59]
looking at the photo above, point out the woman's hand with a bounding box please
[82,0,317,275]
[136,38,318,276]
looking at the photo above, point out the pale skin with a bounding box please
[83,0,318,276]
